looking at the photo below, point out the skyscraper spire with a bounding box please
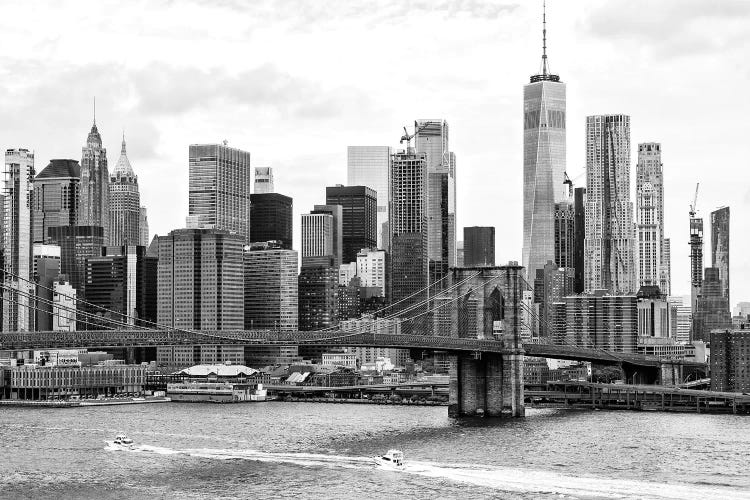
[542,0,548,77]
[93,96,96,126]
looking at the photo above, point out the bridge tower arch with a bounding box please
[448,265,525,417]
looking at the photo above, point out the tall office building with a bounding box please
[298,255,338,331]
[157,228,244,330]
[84,245,157,328]
[3,149,35,331]
[522,7,566,283]
[584,115,636,294]
[79,119,109,242]
[573,187,586,293]
[312,205,343,268]
[249,193,293,249]
[139,206,149,246]
[534,261,574,338]
[636,143,669,294]
[326,185,377,264]
[636,182,660,288]
[187,143,251,242]
[48,225,105,296]
[463,227,495,267]
[415,119,456,285]
[711,206,730,303]
[32,159,80,244]
[347,146,391,250]
[554,201,574,269]
[388,148,428,312]
[301,212,334,259]
[32,244,61,332]
[109,136,141,246]
[692,267,731,342]
[254,167,274,194]
[243,241,298,331]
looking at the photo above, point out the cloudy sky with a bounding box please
[2,0,749,304]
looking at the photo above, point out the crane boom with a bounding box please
[689,182,700,217]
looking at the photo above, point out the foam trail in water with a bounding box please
[104,444,744,499]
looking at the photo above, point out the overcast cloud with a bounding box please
[1,0,749,303]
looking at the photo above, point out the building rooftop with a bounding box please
[177,363,258,377]
[36,159,80,179]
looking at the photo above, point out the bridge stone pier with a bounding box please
[447,265,525,417]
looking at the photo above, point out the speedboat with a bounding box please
[111,433,134,449]
[373,449,405,470]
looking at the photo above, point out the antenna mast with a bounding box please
[542,0,548,76]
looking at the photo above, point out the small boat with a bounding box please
[373,449,405,470]
[111,433,134,449]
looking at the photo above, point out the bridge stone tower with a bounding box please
[447,265,525,417]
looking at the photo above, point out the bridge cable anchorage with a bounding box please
[1,268,202,337]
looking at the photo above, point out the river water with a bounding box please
[1,403,748,499]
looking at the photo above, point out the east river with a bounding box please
[1,403,749,499]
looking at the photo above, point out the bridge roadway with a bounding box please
[0,329,690,368]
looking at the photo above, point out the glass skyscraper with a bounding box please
[347,146,391,250]
[711,206,730,302]
[187,143,251,243]
[584,114,636,294]
[522,15,566,283]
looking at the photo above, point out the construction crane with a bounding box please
[563,172,573,198]
[400,122,431,149]
[689,182,700,217]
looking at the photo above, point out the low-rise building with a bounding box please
[321,352,357,369]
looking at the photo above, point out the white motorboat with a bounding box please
[373,449,405,470]
[110,433,134,449]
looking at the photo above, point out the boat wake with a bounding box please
[103,444,744,499]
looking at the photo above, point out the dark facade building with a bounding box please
[32,245,61,331]
[312,204,343,268]
[47,225,105,295]
[692,267,731,342]
[337,276,361,321]
[84,246,157,328]
[388,149,428,313]
[534,261,574,338]
[32,159,80,244]
[573,187,586,294]
[157,228,244,331]
[556,293,638,353]
[298,256,338,331]
[711,207,730,303]
[710,328,750,392]
[249,193,293,249]
[463,226,495,267]
[554,201,574,269]
[325,185,377,264]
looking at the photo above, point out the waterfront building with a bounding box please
[312,205,343,268]
[711,207,730,303]
[388,148,428,313]
[298,256,338,331]
[32,159,80,244]
[301,212,334,259]
[53,277,76,331]
[636,338,684,359]
[347,146,391,250]
[636,143,670,295]
[415,119,456,286]
[463,227,495,267]
[47,225,105,296]
[249,193,293,249]
[692,267,731,342]
[79,119,109,242]
[187,143,251,242]
[711,328,750,392]
[326,185,377,264]
[109,136,141,246]
[584,114,636,294]
[157,228,244,330]
[557,293,638,352]
[3,149,35,332]
[321,352,358,369]
[139,206,149,246]
[243,241,298,331]
[84,245,157,328]
[522,9,566,283]
[254,167,274,194]
[32,244,61,331]
[573,187,586,293]
[356,248,386,297]
[554,202,574,269]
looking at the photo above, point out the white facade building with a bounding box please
[301,213,333,258]
[53,279,77,331]
[356,248,386,296]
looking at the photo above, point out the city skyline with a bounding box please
[0,1,748,301]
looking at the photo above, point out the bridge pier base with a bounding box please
[448,353,524,418]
